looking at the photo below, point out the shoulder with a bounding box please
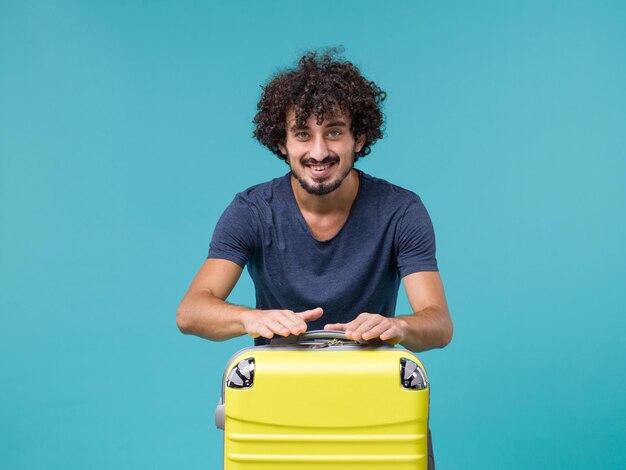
[359,171,423,210]
[220,173,292,230]
[211,175,290,249]
[232,173,290,207]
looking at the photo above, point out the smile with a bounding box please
[306,162,334,172]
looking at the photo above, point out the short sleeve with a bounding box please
[396,197,438,277]
[208,195,257,268]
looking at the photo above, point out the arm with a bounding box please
[176,258,323,341]
[395,271,453,351]
[324,271,453,352]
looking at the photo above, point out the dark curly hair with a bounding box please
[253,48,386,161]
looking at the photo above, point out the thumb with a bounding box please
[297,307,324,322]
[324,323,347,331]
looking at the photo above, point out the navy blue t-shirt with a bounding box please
[208,170,438,346]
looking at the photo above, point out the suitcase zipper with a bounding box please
[310,338,344,348]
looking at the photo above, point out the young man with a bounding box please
[177,50,453,352]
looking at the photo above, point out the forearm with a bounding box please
[397,306,453,352]
[176,291,251,341]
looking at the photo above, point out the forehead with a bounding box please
[286,108,351,129]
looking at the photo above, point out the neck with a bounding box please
[291,169,360,215]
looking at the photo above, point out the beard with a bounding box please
[289,155,354,196]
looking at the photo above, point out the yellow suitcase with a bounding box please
[215,331,432,469]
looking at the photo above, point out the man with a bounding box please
[177,50,453,352]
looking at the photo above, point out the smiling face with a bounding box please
[278,109,365,196]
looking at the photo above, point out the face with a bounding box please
[278,109,365,196]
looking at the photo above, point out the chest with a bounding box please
[300,210,351,241]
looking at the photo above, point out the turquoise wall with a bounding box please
[1,1,625,468]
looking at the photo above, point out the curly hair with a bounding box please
[253,48,386,161]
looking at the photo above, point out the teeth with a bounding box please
[309,163,331,171]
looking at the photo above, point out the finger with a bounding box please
[297,307,324,322]
[343,314,370,337]
[276,311,307,335]
[379,326,401,342]
[266,319,292,337]
[380,318,404,343]
[324,323,347,331]
[351,317,384,340]
[257,327,274,339]
[265,310,304,335]
[343,322,359,338]
[361,323,389,341]
[245,319,273,339]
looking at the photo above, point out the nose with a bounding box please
[309,135,329,161]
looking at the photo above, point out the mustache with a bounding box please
[301,156,340,166]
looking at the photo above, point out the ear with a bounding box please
[278,142,287,155]
[354,134,366,153]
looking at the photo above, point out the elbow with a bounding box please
[440,316,454,348]
[176,303,193,335]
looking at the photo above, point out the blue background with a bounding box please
[1,1,625,468]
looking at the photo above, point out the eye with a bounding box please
[295,131,309,139]
[328,130,341,137]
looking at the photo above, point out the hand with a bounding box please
[240,307,324,339]
[324,312,406,344]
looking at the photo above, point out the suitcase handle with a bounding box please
[269,329,385,346]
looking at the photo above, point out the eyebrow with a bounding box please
[325,120,348,128]
[289,120,348,132]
